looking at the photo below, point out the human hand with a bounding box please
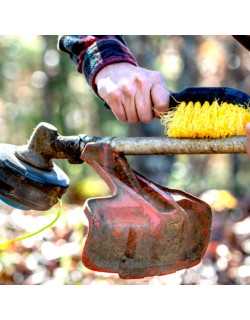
[95,63,170,123]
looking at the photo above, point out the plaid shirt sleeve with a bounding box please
[58,35,138,94]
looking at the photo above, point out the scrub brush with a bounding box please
[160,87,250,138]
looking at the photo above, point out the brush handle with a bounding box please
[169,87,250,109]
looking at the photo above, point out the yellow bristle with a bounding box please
[160,101,250,138]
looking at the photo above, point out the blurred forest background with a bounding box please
[0,35,249,285]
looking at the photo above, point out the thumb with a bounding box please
[151,83,170,117]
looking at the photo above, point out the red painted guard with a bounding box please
[81,142,212,279]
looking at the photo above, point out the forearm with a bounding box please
[58,35,138,93]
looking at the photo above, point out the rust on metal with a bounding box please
[81,142,212,279]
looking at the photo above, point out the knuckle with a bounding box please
[121,84,134,96]
[109,90,121,101]
[134,74,146,86]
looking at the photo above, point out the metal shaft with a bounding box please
[111,137,246,155]
[15,122,247,172]
[110,136,247,155]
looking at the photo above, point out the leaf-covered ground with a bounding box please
[1,189,250,285]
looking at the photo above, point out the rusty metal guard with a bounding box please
[81,142,212,279]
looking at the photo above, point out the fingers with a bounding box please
[111,102,127,122]
[105,92,127,122]
[134,80,153,123]
[151,82,170,115]
[121,84,139,123]
[246,123,250,157]
[95,64,169,124]
[97,78,138,123]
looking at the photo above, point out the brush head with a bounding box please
[161,87,250,138]
[161,100,250,138]
[0,144,69,211]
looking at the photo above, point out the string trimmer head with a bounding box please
[0,143,68,210]
[0,122,79,210]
